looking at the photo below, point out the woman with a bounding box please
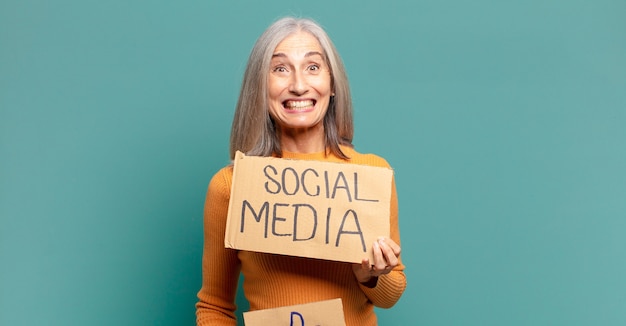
[196,17,406,326]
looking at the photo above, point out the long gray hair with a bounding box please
[229,17,353,159]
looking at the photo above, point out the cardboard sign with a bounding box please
[225,151,393,263]
[243,298,346,326]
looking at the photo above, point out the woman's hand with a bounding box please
[352,237,401,285]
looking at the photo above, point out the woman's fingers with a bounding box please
[373,238,401,272]
[371,240,387,271]
[353,238,402,282]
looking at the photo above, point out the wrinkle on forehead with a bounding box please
[272,31,325,58]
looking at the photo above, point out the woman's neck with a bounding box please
[278,125,325,154]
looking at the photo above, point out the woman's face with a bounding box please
[267,31,332,135]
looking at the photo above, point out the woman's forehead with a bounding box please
[273,31,324,55]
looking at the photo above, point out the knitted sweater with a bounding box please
[196,146,406,326]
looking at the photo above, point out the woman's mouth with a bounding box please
[283,99,315,111]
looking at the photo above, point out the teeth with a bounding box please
[284,100,314,109]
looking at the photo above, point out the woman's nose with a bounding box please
[288,70,308,95]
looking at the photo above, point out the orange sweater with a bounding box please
[196,147,406,326]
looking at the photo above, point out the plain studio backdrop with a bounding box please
[1,0,625,325]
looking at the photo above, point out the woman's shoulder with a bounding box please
[208,164,234,191]
[342,146,392,169]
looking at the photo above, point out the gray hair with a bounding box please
[229,17,353,159]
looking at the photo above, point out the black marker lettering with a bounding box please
[325,207,331,245]
[301,168,320,196]
[354,172,378,202]
[263,165,281,194]
[331,171,352,202]
[282,167,300,195]
[293,203,317,241]
[335,209,366,252]
[324,170,330,199]
[271,203,291,237]
[241,200,269,238]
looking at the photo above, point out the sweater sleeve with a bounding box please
[358,176,407,308]
[196,167,241,326]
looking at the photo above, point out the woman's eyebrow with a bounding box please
[271,51,324,58]
[305,51,323,58]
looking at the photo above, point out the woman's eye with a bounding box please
[273,66,287,73]
[308,64,320,71]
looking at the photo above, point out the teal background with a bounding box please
[1,0,625,325]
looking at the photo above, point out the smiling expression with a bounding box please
[267,31,332,138]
